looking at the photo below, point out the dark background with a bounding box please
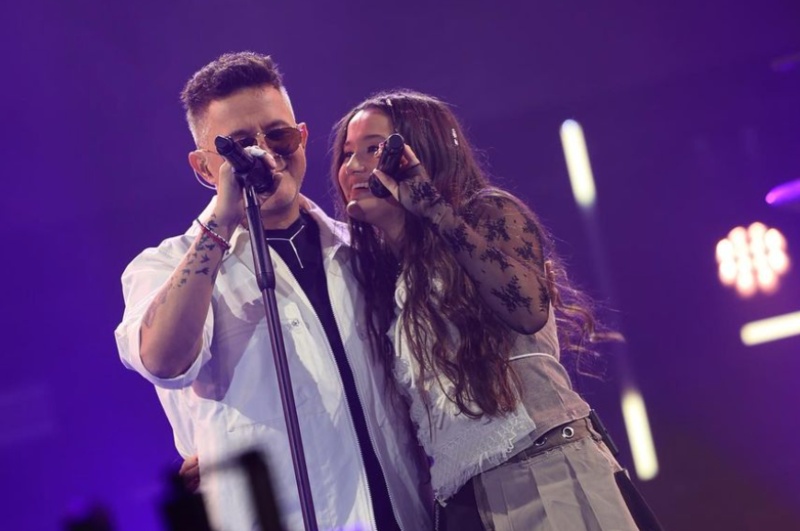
[2,1,799,529]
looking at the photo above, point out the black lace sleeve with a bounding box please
[396,167,549,334]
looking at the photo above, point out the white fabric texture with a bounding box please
[391,279,537,503]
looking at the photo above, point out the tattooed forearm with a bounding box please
[179,233,223,285]
[137,221,230,377]
[142,286,170,329]
[211,260,223,282]
[197,232,218,253]
[143,230,225,329]
[179,268,191,287]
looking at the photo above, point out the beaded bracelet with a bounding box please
[195,218,231,251]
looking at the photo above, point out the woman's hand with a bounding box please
[371,145,442,217]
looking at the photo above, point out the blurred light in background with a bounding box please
[741,311,800,346]
[716,223,790,297]
[770,51,800,73]
[765,177,800,207]
[560,119,597,209]
[621,387,659,481]
[560,119,659,480]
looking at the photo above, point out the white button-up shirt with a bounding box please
[115,197,431,531]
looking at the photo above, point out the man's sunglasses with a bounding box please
[224,125,303,158]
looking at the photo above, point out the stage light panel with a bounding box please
[716,223,789,297]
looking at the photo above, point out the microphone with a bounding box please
[368,133,405,198]
[214,136,275,194]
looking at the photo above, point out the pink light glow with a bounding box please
[765,178,800,206]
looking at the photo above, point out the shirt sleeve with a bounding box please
[422,193,551,334]
[114,237,214,389]
[155,386,196,457]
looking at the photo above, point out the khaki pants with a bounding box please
[443,436,639,531]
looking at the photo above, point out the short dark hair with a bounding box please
[180,51,285,144]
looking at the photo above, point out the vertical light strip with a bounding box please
[560,119,657,479]
[560,119,597,209]
[741,311,800,345]
[621,387,659,480]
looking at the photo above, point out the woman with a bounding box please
[332,90,640,530]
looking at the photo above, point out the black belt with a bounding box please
[509,417,595,463]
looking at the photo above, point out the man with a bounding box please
[114,52,431,531]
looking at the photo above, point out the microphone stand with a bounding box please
[239,178,318,531]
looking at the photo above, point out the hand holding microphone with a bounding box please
[368,133,406,198]
[214,135,275,194]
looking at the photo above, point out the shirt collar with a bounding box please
[190,195,351,262]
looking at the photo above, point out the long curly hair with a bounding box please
[330,90,618,418]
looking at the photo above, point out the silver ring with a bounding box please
[534,436,548,447]
[562,426,575,439]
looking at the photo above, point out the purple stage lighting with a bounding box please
[765,178,800,210]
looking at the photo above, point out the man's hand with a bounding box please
[179,454,201,493]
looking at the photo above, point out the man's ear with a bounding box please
[188,151,215,187]
[298,123,309,150]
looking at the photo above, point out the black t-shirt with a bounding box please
[264,211,401,531]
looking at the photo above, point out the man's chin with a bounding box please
[255,178,291,205]
[257,190,301,222]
